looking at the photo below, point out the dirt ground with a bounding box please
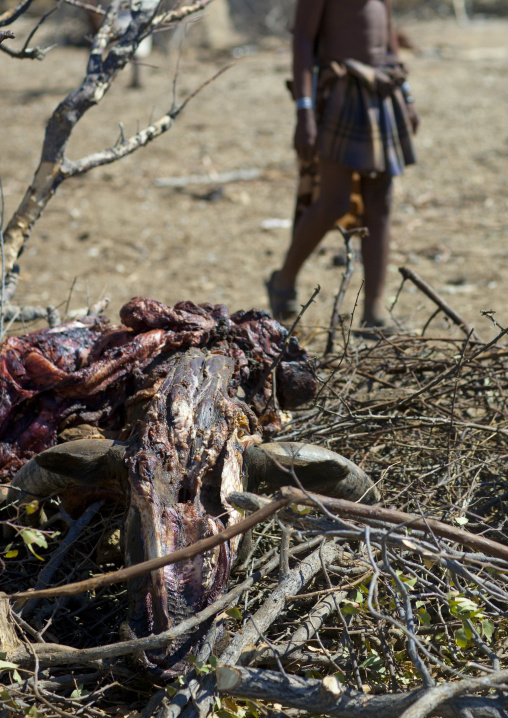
[1,14,508,342]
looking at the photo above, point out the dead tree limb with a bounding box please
[6,493,292,602]
[399,670,508,718]
[280,487,508,564]
[223,540,339,666]
[325,226,368,355]
[0,0,34,26]
[164,541,340,718]
[246,590,348,666]
[0,0,214,281]
[216,666,508,718]
[228,488,508,565]
[398,267,481,341]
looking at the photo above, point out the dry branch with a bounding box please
[399,266,481,341]
[325,225,368,355]
[0,0,34,27]
[3,535,323,670]
[0,0,218,283]
[229,488,508,564]
[216,666,508,718]
[224,540,339,666]
[6,494,293,601]
[18,500,103,619]
[159,540,340,718]
[246,590,348,665]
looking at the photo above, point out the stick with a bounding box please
[400,670,508,718]
[278,487,508,564]
[5,537,322,669]
[18,501,104,618]
[154,168,261,188]
[398,267,481,341]
[166,541,340,718]
[5,494,293,601]
[325,226,368,355]
[249,590,347,665]
[216,666,508,718]
[230,487,508,564]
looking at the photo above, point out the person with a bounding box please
[266,0,419,331]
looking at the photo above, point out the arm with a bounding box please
[292,0,326,162]
[384,0,399,56]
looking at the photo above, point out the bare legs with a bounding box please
[360,171,393,325]
[272,157,393,326]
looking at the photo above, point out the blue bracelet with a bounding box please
[401,80,415,103]
[296,97,313,110]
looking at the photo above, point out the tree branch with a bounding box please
[5,493,292,601]
[216,666,508,718]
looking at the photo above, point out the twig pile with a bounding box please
[2,317,508,718]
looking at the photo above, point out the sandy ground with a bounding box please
[1,15,507,342]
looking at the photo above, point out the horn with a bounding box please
[244,441,380,504]
[8,439,128,506]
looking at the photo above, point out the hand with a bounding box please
[293,109,317,163]
[406,102,420,135]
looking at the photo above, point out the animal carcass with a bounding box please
[3,297,379,676]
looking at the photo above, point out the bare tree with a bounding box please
[0,0,214,321]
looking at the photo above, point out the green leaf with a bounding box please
[454,628,469,648]
[25,500,39,515]
[333,669,347,683]
[216,710,237,718]
[21,528,48,561]
[5,549,18,559]
[342,604,361,615]
[0,689,20,709]
[454,516,469,526]
[305,669,323,679]
[449,595,481,618]
[360,653,384,671]
[0,660,20,670]
[482,620,495,640]
[245,700,260,718]
[226,607,242,621]
[417,609,432,626]
[21,529,47,548]
[223,697,246,717]
[394,572,417,589]
[70,684,90,699]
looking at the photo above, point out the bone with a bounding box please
[244,441,380,504]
